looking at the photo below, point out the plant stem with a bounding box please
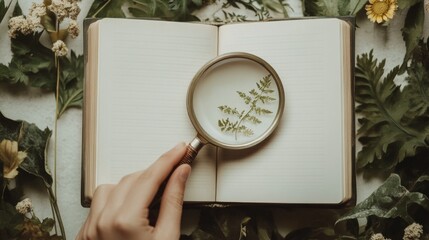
[54,57,60,197]
[48,186,66,239]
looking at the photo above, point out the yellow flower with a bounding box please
[365,0,398,23]
[0,139,27,179]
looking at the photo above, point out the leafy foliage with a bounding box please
[181,208,283,240]
[336,173,429,239]
[355,48,429,171]
[87,0,205,20]
[0,112,64,239]
[0,32,84,118]
[303,0,367,16]
[0,112,53,187]
[400,1,425,73]
[218,75,275,140]
[87,0,291,22]
[338,174,429,224]
[0,32,55,88]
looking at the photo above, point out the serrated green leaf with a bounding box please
[400,2,424,72]
[337,174,429,224]
[57,51,84,118]
[355,50,429,170]
[0,32,55,89]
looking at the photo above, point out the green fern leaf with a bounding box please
[355,50,429,170]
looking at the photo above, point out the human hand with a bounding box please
[76,142,191,240]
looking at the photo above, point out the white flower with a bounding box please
[52,40,68,57]
[371,233,391,240]
[403,223,424,240]
[67,20,79,39]
[15,198,32,214]
[28,2,47,18]
[26,15,42,31]
[7,15,32,38]
[0,139,27,178]
[48,0,80,21]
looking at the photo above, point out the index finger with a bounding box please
[124,142,187,210]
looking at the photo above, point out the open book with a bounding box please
[82,17,355,207]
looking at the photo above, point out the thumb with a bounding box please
[155,164,191,236]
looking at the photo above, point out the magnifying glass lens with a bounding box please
[188,53,284,150]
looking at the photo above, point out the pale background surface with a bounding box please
[0,0,428,238]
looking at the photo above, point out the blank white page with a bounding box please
[217,19,349,204]
[95,19,218,202]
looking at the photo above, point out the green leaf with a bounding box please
[337,174,429,224]
[0,199,24,238]
[400,2,425,73]
[0,112,21,142]
[0,112,53,188]
[303,0,339,16]
[397,0,423,9]
[41,218,55,233]
[57,51,84,118]
[355,50,429,171]
[303,0,366,16]
[0,0,12,23]
[18,121,53,188]
[87,0,127,18]
[0,32,55,89]
[341,0,367,15]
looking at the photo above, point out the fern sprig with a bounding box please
[218,74,276,140]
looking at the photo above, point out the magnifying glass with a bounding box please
[150,52,284,208]
[180,52,285,165]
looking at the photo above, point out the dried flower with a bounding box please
[26,15,43,32]
[371,233,391,240]
[0,139,27,179]
[48,0,80,21]
[425,0,429,13]
[403,223,424,240]
[67,20,79,39]
[52,40,68,57]
[365,0,398,23]
[15,198,32,214]
[7,16,32,38]
[28,2,47,18]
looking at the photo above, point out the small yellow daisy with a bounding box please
[365,0,398,23]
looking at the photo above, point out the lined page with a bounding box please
[95,19,218,202]
[217,19,349,204]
